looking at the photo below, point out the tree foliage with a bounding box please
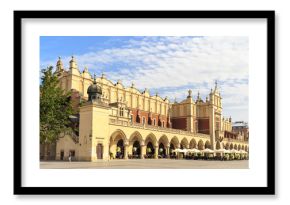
[40,66,73,143]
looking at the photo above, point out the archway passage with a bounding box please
[169,143,177,159]
[225,143,230,150]
[116,139,124,159]
[132,140,141,158]
[198,140,204,150]
[190,139,197,149]
[146,142,155,158]
[158,143,166,158]
[205,141,211,149]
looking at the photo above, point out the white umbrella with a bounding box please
[180,149,188,153]
[172,148,182,153]
[188,148,201,153]
[230,149,238,153]
[215,148,230,154]
[201,148,214,153]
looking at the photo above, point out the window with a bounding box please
[119,107,124,116]
[153,119,156,126]
[142,116,146,125]
[69,150,75,157]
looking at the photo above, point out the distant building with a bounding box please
[232,121,249,142]
[41,56,249,161]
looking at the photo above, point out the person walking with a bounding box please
[68,152,72,162]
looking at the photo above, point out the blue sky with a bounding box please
[40,36,249,122]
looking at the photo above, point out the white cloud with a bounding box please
[41,36,248,121]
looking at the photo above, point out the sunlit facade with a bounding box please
[50,56,249,161]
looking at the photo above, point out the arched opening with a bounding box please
[146,141,155,158]
[230,143,234,150]
[198,140,204,150]
[169,136,179,159]
[158,143,165,158]
[205,140,211,149]
[180,138,189,149]
[109,130,127,160]
[116,139,124,159]
[129,131,143,159]
[159,135,169,158]
[144,133,157,159]
[190,139,197,149]
[225,143,230,150]
[245,145,248,152]
[238,144,241,150]
[169,143,176,158]
[234,144,238,150]
[132,141,141,158]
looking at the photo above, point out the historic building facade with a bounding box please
[53,56,249,161]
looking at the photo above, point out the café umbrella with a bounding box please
[188,148,201,153]
[215,148,230,154]
[201,148,214,153]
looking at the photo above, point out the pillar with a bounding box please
[154,146,158,159]
[209,105,216,151]
[166,145,170,158]
[141,145,146,159]
[124,144,128,159]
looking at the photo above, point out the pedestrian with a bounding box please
[68,152,72,162]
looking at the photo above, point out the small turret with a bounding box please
[56,56,64,72]
[187,89,192,99]
[69,56,78,70]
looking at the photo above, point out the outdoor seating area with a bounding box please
[170,148,249,161]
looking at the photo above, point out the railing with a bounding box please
[109,118,210,139]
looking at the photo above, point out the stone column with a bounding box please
[124,141,129,159]
[154,146,159,159]
[140,141,146,159]
[141,145,146,159]
[166,145,170,158]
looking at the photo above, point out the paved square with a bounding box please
[40,159,249,169]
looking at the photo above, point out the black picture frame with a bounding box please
[14,10,275,195]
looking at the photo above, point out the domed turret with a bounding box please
[87,74,102,102]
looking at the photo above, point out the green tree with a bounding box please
[40,66,73,144]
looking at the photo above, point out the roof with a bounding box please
[232,121,248,128]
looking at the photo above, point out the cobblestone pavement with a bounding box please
[40,159,249,169]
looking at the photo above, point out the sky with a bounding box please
[40,36,249,122]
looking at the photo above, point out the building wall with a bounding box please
[52,57,249,160]
[171,117,187,130]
